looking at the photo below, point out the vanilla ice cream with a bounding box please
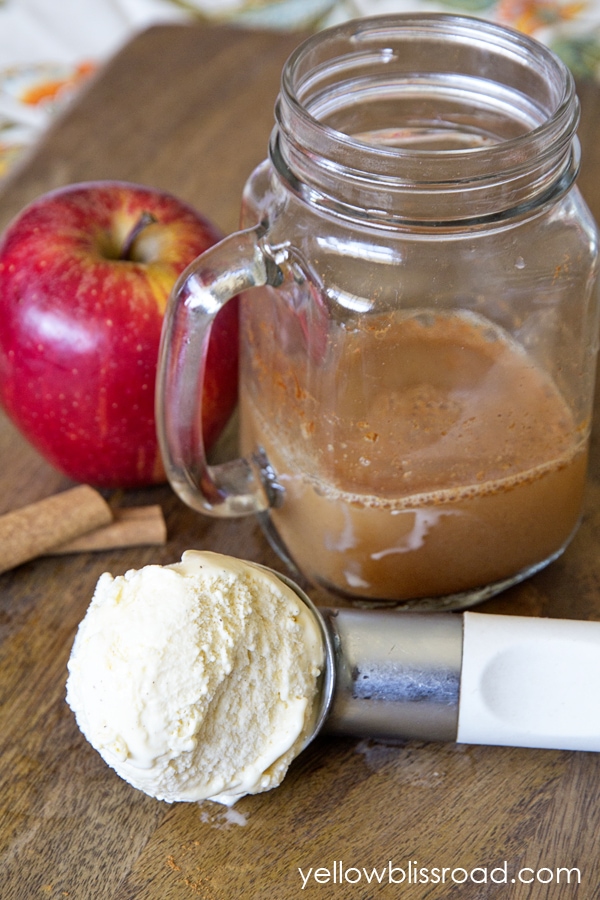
[66,550,324,805]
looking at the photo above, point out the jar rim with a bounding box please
[279,13,577,172]
[272,14,580,223]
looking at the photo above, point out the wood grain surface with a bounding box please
[2,22,600,900]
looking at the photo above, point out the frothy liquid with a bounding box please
[240,310,588,603]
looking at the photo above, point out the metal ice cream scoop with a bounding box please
[279,572,600,753]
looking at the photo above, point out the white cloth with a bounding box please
[0,0,188,68]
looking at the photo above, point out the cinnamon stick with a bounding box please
[50,505,167,554]
[0,485,113,575]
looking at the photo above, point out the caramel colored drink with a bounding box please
[240,310,588,604]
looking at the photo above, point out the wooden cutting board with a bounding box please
[0,22,306,236]
[2,22,600,900]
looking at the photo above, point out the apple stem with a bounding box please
[121,211,158,260]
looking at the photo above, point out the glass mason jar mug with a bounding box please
[156,15,600,610]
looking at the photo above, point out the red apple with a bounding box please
[0,181,238,488]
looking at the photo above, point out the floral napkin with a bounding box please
[0,0,598,183]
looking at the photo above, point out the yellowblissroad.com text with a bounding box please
[298,860,582,890]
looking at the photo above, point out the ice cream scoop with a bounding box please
[67,551,600,807]
[322,605,600,752]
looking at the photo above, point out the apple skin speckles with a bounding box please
[0,180,238,488]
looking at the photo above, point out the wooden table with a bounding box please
[2,22,600,899]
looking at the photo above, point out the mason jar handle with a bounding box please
[156,225,284,517]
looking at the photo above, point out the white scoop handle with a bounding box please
[457,612,600,751]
